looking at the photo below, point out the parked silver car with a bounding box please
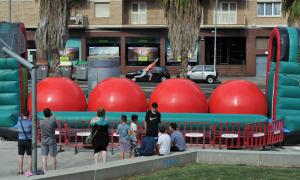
[187,65,218,84]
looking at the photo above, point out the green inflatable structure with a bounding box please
[266,27,300,133]
[0,22,28,131]
[0,58,27,127]
[37,112,267,130]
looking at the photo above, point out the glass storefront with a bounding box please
[87,37,120,61]
[125,37,160,66]
[165,39,199,66]
[205,37,246,65]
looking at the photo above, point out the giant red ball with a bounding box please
[209,80,268,115]
[28,77,87,112]
[88,78,147,112]
[149,79,208,113]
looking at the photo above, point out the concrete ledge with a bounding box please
[4,149,300,180]
[7,150,197,180]
[197,149,300,167]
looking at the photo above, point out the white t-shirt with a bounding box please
[130,122,137,132]
[157,133,171,155]
[130,122,138,141]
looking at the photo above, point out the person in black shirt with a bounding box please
[144,102,161,137]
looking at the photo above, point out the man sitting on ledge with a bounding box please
[168,123,186,152]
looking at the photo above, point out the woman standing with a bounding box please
[90,108,109,166]
[17,110,32,175]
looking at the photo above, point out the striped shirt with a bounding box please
[17,117,32,140]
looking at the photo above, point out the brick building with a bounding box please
[0,0,287,76]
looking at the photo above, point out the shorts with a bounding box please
[140,70,147,77]
[18,140,32,156]
[94,146,107,154]
[120,141,131,153]
[41,143,57,157]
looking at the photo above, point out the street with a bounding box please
[28,78,266,98]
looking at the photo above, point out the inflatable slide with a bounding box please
[0,22,28,138]
[266,27,300,142]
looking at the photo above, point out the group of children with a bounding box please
[116,113,186,159]
[116,114,139,159]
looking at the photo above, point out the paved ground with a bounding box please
[0,140,121,178]
[1,139,300,179]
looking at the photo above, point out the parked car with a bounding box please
[126,66,171,82]
[187,65,218,84]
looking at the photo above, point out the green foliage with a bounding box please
[282,0,300,25]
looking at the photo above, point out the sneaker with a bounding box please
[25,171,33,177]
[32,169,44,175]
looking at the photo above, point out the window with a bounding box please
[95,2,110,17]
[256,38,269,49]
[205,37,246,65]
[215,2,237,24]
[257,2,281,17]
[193,66,203,72]
[131,2,147,24]
[127,47,159,66]
[166,39,198,66]
[204,66,214,72]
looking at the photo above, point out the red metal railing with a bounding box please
[36,120,285,153]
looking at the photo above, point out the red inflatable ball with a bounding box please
[88,78,147,112]
[28,77,86,113]
[209,80,268,115]
[149,79,208,113]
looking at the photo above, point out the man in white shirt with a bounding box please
[155,126,171,156]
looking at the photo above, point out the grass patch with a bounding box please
[121,163,300,180]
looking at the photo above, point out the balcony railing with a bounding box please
[69,14,87,28]
[131,13,147,24]
[216,12,237,24]
[204,13,247,27]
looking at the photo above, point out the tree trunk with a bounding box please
[178,55,189,78]
[163,0,202,78]
[35,0,71,75]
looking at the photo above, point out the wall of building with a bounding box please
[246,0,287,27]
[0,0,39,28]
[0,0,288,76]
[123,0,165,25]
[205,0,247,26]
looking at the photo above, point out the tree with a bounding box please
[161,0,208,78]
[282,0,300,26]
[35,0,72,74]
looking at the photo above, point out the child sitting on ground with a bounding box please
[155,126,171,156]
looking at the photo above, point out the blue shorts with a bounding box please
[41,143,57,157]
[140,70,147,77]
[120,141,131,153]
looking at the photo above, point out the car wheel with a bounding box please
[161,76,167,82]
[187,75,190,79]
[206,76,214,84]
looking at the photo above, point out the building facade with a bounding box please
[0,0,287,76]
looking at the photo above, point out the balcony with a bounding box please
[69,14,87,28]
[202,12,247,28]
[201,1,247,28]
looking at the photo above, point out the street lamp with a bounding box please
[214,0,218,71]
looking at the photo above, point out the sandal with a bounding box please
[17,171,23,175]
